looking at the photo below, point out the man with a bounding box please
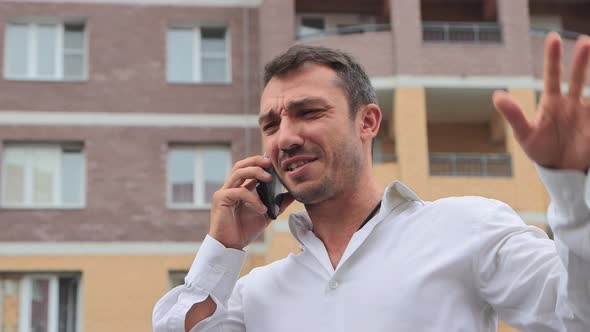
[153,32,590,331]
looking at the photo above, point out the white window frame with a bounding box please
[0,143,87,209]
[17,274,81,332]
[19,275,59,332]
[167,145,231,209]
[167,25,231,84]
[3,20,88,81]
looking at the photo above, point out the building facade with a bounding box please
[0,0,588,331]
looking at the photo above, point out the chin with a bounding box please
[288,181,331,205]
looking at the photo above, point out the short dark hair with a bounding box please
[263,45,377,116]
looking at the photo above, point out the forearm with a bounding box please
[185,297,217,332]
[152,235,247,332]
[538,165,590,327]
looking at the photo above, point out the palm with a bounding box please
[212,189,271,250]
[234,204,269,246]
[494,33,590,172]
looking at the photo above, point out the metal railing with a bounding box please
[373,153,398,164]
[422,21,502,43]
[530,27,582,40]
[297,23,391,40]
[429,153,512,177]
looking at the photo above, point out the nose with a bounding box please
[277,116,304,154]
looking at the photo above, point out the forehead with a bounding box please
[260,63,346,113]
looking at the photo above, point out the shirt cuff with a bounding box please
[185,234,247,305]
[536,164,590,223]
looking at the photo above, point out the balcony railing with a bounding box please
[373,152,398,164]
[422,22,502,44]
[530,27,582,40]
[297,23,391,40]
[429,153,512,177]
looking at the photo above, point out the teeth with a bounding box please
[287,160,308,171]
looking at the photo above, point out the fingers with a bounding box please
[493,91,533,143]
[224,166,272,189]
[218,187,268,215]
[568,35,590,100]
[543,32,563,96]
[223,155,272,189]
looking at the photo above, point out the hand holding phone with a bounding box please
[256,166,286,219]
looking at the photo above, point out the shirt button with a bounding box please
[329,280,339,289]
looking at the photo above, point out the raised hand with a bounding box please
[209,155,294,250]
[493,32,590,173]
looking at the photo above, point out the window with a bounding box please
[4,20,86,81]
[0,274,81,332]
[168,271,188,289]
[299,17,326,37]
[1,143,85,208]
[167,26,230,83]
[167,145,230,208]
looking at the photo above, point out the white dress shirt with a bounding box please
[153,166,590,332]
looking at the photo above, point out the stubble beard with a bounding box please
[285,138,362,205]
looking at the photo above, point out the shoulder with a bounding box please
[414,195,522,230]
[427,196,508,216]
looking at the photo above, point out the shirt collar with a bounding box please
[287,180,424,246]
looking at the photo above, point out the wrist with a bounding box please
[207,232,245,251]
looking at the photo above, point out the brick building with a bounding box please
[0,0,588,331]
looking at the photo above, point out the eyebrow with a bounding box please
[258,96,329,125]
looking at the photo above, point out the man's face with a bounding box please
[259,63,363,205]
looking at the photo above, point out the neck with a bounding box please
[304,176,382,269]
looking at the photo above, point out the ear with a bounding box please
[358,103,382,142]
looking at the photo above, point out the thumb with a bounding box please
[492,90,532,143]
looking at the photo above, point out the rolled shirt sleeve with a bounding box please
[476,166,590,331]
[152,235,247,332]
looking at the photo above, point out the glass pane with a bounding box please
[201,27,226,53]
[5,23,29,77]
[301,17,325,30]
[202,148,230,204]
[2,147,27,205]
[61,151,83,205]
[201,57,227,83]
[32,148,59,205]
[58,277,78,332]
[63,54,84,79]
[168,271,187,289]
[31,279,50,332]
[37,24,58,78]
[167,28,193,82]
[64,23,85,50]
[168,149,194,204]
[299,17,325,37]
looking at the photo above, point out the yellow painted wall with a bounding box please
[428,122,506,153]
[0,253,266,332]
[394,87,430,193]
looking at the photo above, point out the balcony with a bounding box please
[298,23,391,40]
[429,153,512,177]
[422,22,502,44]
[298,22,396,77]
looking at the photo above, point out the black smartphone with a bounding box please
[255,166,286,220]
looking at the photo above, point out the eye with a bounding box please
[262,122,279,135]
[301,109,322,118]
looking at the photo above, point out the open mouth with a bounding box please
[282,157,318,173]
[286,160,312,171]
